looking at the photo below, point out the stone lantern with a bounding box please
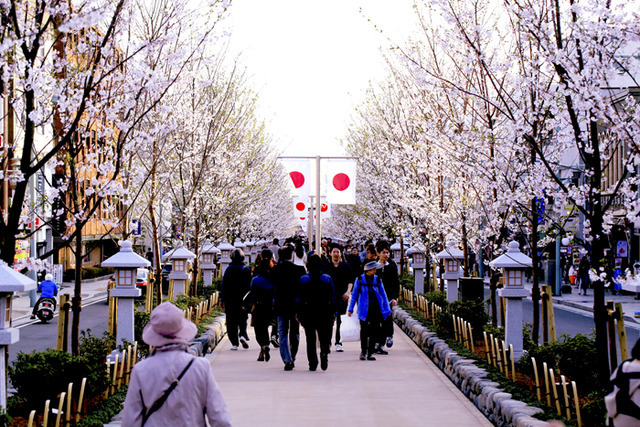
[234,240,246,256]
[390,241,403,275]
[218,242,235,275]
[164,244,196,299]
[489,241,531,361]
[200,241,218,287]
[253,239,266,263]
[410,244,427,293]
[0,261,36,409]
[102,241,150,346]
[436,241,464,303]
[244,240,254,262]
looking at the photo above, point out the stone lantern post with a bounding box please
[410,244,427,293]
[490,241,531,361]
[0,261,36,409]
[102,241,150,346]
[244,240,254,262]
[436,241,464,303]
[218,242,235,275]
[200,241,218,287]
[165,244,196,299]
[390,241,403,275]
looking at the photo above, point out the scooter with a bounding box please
[35,297,56,323]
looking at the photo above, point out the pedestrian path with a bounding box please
[209,324,491,426]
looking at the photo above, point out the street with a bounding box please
[9,299,109,366]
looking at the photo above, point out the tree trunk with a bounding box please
[71,223,83,355]
[461,216,469,277]
[531,196,541,345]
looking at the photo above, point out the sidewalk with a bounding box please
[108,323,492,426]
[519,281,640,327]
[11,276,111,328]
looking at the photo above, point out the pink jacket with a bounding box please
[122,350,232,426]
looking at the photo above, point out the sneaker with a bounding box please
[359,352,366,361]
[336,343,344,352]
[366,354,377,361]
[321,355,328,371]
[264,346,271,362]
[230,345,238,351]
[375,346,388,355]
[257,350,265,362]
[239,336,249,349]
[386,337,393,348]
[270,336,280,348]
[284,362,294,371]
[30,315,36,320]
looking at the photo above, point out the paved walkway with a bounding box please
[208,324,491,426]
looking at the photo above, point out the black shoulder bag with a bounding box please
[140,358,195,426]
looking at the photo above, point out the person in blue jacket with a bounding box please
[347,261,392,361]
[30,273,59,319]
[250,249,276,362]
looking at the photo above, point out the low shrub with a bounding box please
[400,273,415,291]
[520,333,601,394]
[449,299,489,334]
[423,290,448,308]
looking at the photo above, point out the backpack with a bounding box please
[605,360,640,419]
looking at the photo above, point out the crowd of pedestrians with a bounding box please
[122,236,400,425]
[219,236,400,372]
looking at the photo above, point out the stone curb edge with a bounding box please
[186,313,227,357]
[393,307,550,427]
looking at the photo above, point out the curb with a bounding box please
[393,307,550,427]
[551,297,640,326]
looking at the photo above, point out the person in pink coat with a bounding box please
[122,302,232,426]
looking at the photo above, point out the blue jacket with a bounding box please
[38,280,58,298]
[348,273,392,321]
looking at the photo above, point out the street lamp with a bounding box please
[218,242,235,275]
[436,241,464,302]
[102,241,150,345]
[410,243,426,293]
[200,241,218,287]
[164,244,196,299]
[489,241,531,361]
[390,240,402,275]
[0,261,36,409]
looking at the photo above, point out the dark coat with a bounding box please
[346,254,362,279]
[271,261,306,316]
[297,272,337,326]
[250,274,275,318]
[323,260,353,297]
[220,261,251,305]
[377,259,400,301]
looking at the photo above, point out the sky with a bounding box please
[226,0,418,157]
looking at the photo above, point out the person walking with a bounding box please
[323,244,353,352]
[346,246,362,277]
[376,240,399,350]
[577,255,591,296]
[220,249,251,351]
[271,245,306,371]
[122,302,232,426]
[297,254,337,371]
[348,261,392,361]
[293,242,307,269]
[250,248,276,362]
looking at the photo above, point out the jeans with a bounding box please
[225,304,248,347]
[277,314,300,363]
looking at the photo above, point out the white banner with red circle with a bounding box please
[325,159,356,205]
[282,159,311,200]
